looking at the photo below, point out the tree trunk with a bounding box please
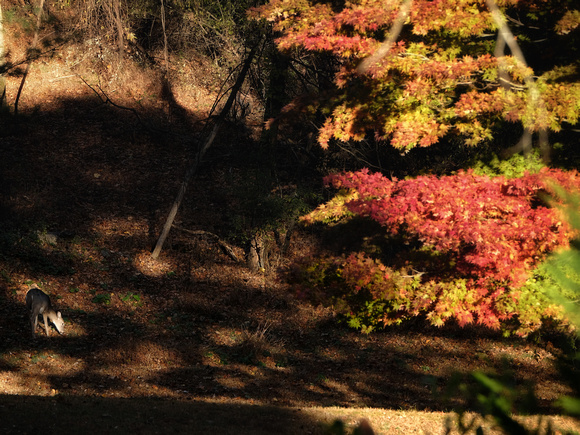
[247,234,267,272]
[151,42,260,259]
[112,0,124,55]
[0,3,8,113]
[160,0,168,72]
[261,48,290,169]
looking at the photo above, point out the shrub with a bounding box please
[295,168,580,335]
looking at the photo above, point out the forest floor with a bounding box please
[1,43,580,434]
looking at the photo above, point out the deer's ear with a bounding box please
[57,312,62,318]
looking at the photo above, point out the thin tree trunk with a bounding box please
[0,3,8,112]
[160,0,168,73]
[113,0,124,55]
[151,43,260,259]
[101,0,124,57]
[486,0,550,162]
[247,234,265,271]
[356,0,411,74]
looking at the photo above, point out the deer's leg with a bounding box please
[42,313,50,336]
[30,314,37,337]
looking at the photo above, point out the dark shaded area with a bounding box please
[0,395,324,434]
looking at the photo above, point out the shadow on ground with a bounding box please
[0,394,324,435]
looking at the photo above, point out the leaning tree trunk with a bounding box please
[151,42,260,259]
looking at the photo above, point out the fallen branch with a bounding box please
[77,76,185,138]
[77,77,144,123]
[173,226,240,263]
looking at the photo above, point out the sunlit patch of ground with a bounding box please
[133,251,175,277]
[0,352,83,396]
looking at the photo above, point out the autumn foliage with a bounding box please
[250,0,580,334]
[293,168,580,335]
[250,0,580,149]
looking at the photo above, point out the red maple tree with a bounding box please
[298,168,580,334]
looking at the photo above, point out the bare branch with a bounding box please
[486,0,549,162]
[356,0,412,75]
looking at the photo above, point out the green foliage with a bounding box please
[3,4,36,33]
[288,250,570,336]
[558,396,580,418]
[444,369,555,435]
[286,254,397,333]
[509,267,567,336]
[92,293,111,305]
[544,195,580,331]
[542,191,580,420]
[226,165,319,247]
[120,292,142,305]
[471,151,545,178]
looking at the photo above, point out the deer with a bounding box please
[26,288,64,337]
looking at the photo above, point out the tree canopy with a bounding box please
[250,0,580,150]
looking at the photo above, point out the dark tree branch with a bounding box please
[173,226,240,263]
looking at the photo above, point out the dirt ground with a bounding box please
[1,40,579,434]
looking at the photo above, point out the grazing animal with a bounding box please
[26,288,64,337]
